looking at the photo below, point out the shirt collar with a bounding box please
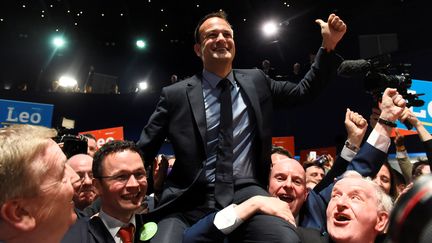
[99,209,136,241]
[202,69,235,89]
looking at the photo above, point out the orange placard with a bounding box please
[79,126,124,148]
[299,146,337,164]
[390,127,418,137]
[272,136,295,157]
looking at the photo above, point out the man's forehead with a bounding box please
[334,177,374,195]
[272,158,304,173]
[200,17,232,32]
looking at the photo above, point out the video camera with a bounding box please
[53,128,88,159]
[338,54,424,108]
[338,54,425,129]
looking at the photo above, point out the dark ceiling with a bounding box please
[0,0,429,93]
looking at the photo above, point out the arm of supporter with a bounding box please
[393,128,413,183]
[183,212,226,243]
[184,196,296,242]
[314,108,367,192]
[399,107,432,164]
[347,88,406,176]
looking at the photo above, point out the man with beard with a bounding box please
[67,154,98,211]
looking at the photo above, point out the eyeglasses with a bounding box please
[96,171,147,184]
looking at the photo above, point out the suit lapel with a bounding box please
[88,217,115,243]
[186,74,207,149]
[233,70,263,133]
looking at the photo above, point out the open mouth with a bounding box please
[334,212,351,222]
[278,194,295,203]
[121,192,141,200]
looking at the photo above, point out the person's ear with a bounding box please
[0,200,36,231]
[375,211,389,233]
[194,43,202,57]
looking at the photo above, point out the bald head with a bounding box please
[66,154,97,210]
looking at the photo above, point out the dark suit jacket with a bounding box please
[62,214,151,243]
[137,47,342,213]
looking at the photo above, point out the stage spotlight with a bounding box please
[58,76,77,88]
[262,21,279,37]
[137,81,148,91]
[136,39,146,49]
[52,36,66,48]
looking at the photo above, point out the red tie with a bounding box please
[118,224,135,243]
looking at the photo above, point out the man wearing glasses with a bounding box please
[89,140,150,242]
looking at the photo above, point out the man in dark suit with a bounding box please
[138,10,346,242]
[182,88,407,242]
[62,140,153,243]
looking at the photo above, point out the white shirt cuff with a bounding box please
[396,150,408,159]
[340,145,357,162]
[213,204,244,235]
[366,129,391,153]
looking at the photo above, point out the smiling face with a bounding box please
[94,149,147,223]
[326,177,389,243]
[67,154,97,210]
[373,164,391,195]
[194,17,235,72]
[268,158,308,217]
[29,140,76,242]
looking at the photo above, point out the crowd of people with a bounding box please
[1,9,432,243]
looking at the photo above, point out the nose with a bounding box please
[215,32,226,42]
[334,194,349,209]
[283,177,293,189]
[83,173,92,184]
[125,174,140,187]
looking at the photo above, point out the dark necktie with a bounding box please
[215,78,234,208]
[118,224,135,243]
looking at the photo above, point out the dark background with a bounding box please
[0,0,430,155]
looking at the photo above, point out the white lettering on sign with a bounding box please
[6,107,41,124]
[96,137,115,148]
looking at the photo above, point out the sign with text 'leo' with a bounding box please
[79,126,124,148]
[0,99,54,128]
[395,79,432,136]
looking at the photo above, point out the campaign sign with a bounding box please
[79,126,124,148]
[0,99,54,128]
[395,79,432,135]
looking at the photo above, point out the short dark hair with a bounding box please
[271,145,293,159]
[92,140,144,178]
[82,133,96,141]
[194,10,230,44]
[302,160,325,172]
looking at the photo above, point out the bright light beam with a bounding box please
[58,76,77,87]
[262,21,279,37]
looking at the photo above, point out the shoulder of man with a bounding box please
[297,227,329,243]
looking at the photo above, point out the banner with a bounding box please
[394,79,432,136]
[272,136,295,157]
[79,126,124,148]
[0,99,54,128]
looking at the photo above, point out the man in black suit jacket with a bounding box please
[138,10,346,242]
[62,140,153,243]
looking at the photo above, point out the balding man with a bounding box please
[67,154,98,210]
